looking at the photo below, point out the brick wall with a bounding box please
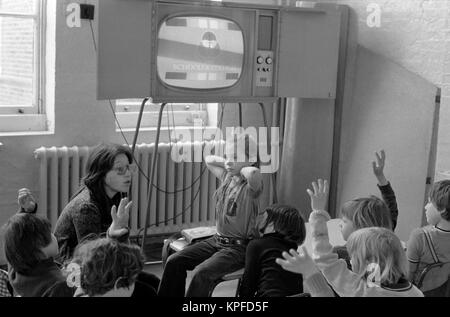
[0,0,36,106]
[314,0,450,180]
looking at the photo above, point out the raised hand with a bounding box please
[372,150,388,186]
[17,188,37,213]
[306,179,329,212]
[275,246,319,278]
[109,198,132,237]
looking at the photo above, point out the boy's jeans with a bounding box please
[158,235,246,297]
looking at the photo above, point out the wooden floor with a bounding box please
[143,263,240,297]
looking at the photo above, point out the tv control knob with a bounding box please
[266,57,273,65]
[257,56,264,64]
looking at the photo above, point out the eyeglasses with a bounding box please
[112,164,137,175]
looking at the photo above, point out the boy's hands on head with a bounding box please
[307,179,329,212]
[109,198,132,237]
[372,150,388,186]
[275,246,319,278]
[17,188,37,214]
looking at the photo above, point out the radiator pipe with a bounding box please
[141,103,167,252]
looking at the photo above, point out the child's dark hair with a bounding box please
[341,196,393,230]
[72,238,143,297]
[429,180,450,221]
[3,213,53,274]
[262,205,306,244]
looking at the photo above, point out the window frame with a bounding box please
[0,0,45,115]
[114,100,216,131]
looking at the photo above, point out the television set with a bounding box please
[97,0,345,103]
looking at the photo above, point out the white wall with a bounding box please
[316,0,450,180]
[316,0,448,241]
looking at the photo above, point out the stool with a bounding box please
[162,235,244,297]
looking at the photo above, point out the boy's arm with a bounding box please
[239,240,261,297]
[309,210,369,297]
[205,155,226,179]
[303,272,336,297]
[241,167,263,193]
[406,228,422,282]
[372,150,399,230]
[377,182,399,230]
[306,180,369,297]
[275,244,336,297]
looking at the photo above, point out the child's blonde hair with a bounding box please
[347,227,408,286]
[341,196,392,230]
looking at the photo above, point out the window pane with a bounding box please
[0,16,35,107]
[157,16,244,89]
[0,0,36,14]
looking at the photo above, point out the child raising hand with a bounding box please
[277,179,423,297]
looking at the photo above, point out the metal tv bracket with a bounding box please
[131,99,279,251]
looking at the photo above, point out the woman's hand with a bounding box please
[307,179,329,212]
[17,188,37,213]
[275,246,319,278]
[108,198,132,237]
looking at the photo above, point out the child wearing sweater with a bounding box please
[407,180,450,296]
[239,205,306,297]
[3,197,73,297]
[276,179,423,297]
[333,150,398,267]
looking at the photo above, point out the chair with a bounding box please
[208,268,244,297]
[414,262,450,297]
[162,234,244,297]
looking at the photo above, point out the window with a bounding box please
[115,100,218,131]
[0,0,48,133]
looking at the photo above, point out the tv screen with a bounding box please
[157,16,244,90]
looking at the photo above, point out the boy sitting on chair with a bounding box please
[158,133,263,297]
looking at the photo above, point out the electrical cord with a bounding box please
[88,19,225,238]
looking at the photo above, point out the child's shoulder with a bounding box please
[247,236,272,251]
[408,225,438,243]
[409,226,428,239]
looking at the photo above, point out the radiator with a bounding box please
[34,142,221,236]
